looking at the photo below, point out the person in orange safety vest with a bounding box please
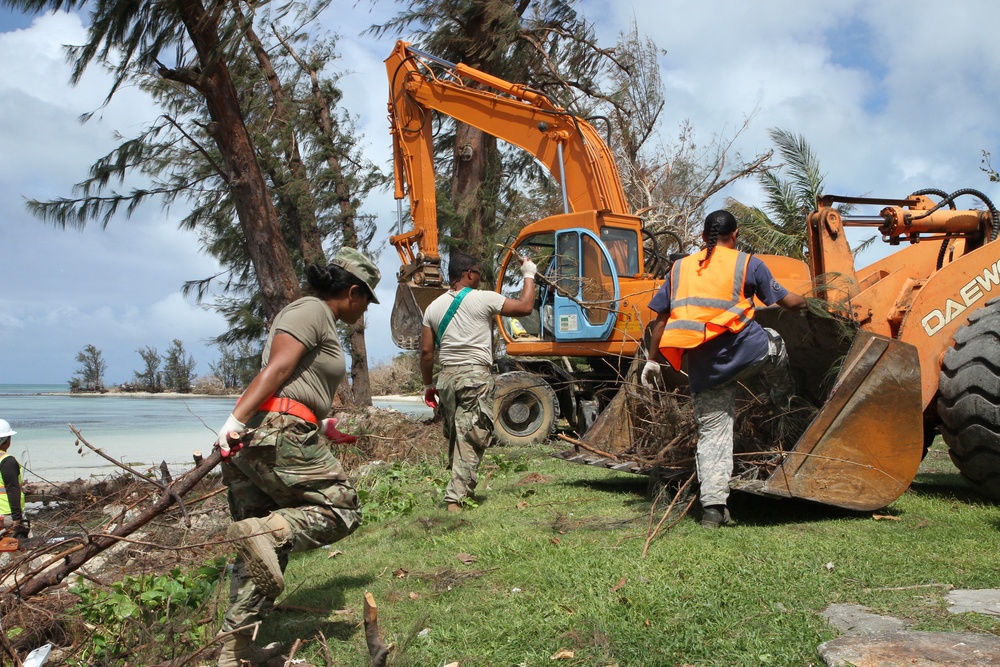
[642,210,807,528]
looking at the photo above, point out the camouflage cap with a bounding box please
[332,247,381,304]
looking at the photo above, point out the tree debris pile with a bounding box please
[4,472,232,663]
[331,405,446,469]
[2,406,443,665]
[576,370,818,482]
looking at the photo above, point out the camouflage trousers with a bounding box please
[693,328,793,508]
[438,365,495,504]
[220,412,362,632]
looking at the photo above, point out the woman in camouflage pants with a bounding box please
[213,247,381,666]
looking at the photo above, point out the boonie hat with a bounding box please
[0,419,16,438]
[332,247,381,304]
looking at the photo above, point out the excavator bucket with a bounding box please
[390,283,447,350]
[736,330,925,511]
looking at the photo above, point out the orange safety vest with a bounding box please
[658,246,755,370]
[0,451,24,517]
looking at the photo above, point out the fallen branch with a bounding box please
[70,425,191,526]
[556,433,619,460]
[642,473,697,557]
[862,583,955,593]
[0,446,223,611]
[274,603,354,615]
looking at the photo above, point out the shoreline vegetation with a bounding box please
[15,389,425,402]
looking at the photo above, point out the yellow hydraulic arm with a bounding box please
[385,40,633,284]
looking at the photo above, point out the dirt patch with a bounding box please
[514,472,551,486]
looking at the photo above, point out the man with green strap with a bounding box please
[420,251,537,511]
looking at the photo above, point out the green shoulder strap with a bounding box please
[435,287,472,348]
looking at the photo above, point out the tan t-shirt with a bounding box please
[262,296,345,419]
[423,288,507,367]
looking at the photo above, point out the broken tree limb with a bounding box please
[0,446,223,611]
[556,433,619,461]
[70,424,191,526]
[363,591,391,667]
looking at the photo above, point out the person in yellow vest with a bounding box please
[0,419,29,539]
[642,210,807,528]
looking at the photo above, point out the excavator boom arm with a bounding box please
[386,40,630,261]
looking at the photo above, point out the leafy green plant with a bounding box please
[484,451,529,474]
[357,461,450,523]
[68,557,227,664]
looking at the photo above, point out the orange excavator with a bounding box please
[385,40,664,437]
[385,39,1000,510]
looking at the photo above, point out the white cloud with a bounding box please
[4,0,1000,382]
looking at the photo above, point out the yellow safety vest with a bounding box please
[0,451,24,517]
[658,246,755,370]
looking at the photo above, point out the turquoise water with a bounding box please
[0,385,430,483]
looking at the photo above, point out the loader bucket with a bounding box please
[736,330,925,511]
[390,282,447,350]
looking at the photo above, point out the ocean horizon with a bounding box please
[0,384,431,483]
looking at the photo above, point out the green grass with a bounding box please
[253,442,1000,667]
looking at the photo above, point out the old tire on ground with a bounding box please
[493,371,558,447]
[937,295,1000,499]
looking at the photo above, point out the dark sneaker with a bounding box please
[701,505,732,529]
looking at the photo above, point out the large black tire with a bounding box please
[937,295,1000,499]
[493,371,558,447]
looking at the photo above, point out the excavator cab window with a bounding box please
[599,227,639,277]
[549,228,621,341]
[499,232,555,341]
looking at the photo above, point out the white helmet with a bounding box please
[0,420,16,438]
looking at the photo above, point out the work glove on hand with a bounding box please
[423,384,439,408]
[217,413,246,459]
[641,360,662,389]
[520,258,537,280]
[12,519,29,539]
[320,417,358,445]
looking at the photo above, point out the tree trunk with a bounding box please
[451,123,494,253]
[242,16,326,267]
[349,322,372,405]
[176,0,300,320]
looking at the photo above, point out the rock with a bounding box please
[822,603,909,635]
[947,589,1000,616]
[820,599,1000,666]
[818,631,1000,666]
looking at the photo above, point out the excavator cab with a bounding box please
[496,218,632,345]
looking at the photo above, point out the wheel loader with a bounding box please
[384,40,1000,510]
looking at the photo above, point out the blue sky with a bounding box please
[2,0,1000,384]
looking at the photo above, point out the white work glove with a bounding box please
[217,412,245,459]
[641,360,662,389]
[520,258,537,280]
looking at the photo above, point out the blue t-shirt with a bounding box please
[649,255,788,394]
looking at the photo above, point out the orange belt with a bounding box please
[257,396,318,424]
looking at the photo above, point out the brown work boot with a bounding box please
[446,502,462,513]
[217,633,283,667]
[226,513,291,599]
